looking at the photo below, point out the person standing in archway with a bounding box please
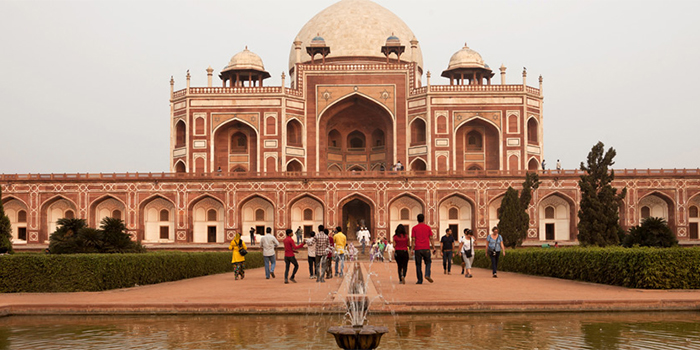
[411,213,435,284]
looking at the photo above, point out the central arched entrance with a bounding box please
[342,198,372,241]
[320,94,394,172]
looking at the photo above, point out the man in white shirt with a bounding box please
[260,227,279,279]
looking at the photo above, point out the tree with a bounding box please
[622,217,678,248]
[577,141,627,246]
[0,188,14,254]
[48,218,89,254]
[100,217,144,253]
[498,172,541,247]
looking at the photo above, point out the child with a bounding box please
[347,242,357,262]
[386,242,395,262]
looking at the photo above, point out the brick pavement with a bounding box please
[1,260,699,316]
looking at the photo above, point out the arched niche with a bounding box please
[438,195,473,242]
[286,119,303,147]
[213,120,258,173]
[538,194,575,241]
[44,197,78,239]
[142,197,175,243]
[240,196,275,243]
[191,196,225,243]
[289,196,324,240]
[456,118,500,171]
[91,196,126,228]
[410,118,426,146]
[319,94,394,172]
[389,195,425,242]
[175,120,186,148]
[4,198,28,243]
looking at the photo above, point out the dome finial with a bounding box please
[245,45,248,50]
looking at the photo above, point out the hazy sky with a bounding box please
[1,0,698,174]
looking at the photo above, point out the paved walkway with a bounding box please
[2,260,699,315]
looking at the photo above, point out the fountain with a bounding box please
[328,262,388,350]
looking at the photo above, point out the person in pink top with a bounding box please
[393,224,410,284]
[411,213,435,284]
[283,228,305,284]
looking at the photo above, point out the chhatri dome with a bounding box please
[446,43,487,70]
[289,0,423,70]
[222,46,268,74]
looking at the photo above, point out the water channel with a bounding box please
[2,312,700,349]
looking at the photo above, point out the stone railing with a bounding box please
[3,168,698,182]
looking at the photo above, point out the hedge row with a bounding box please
[468,247,700,289]
[0,251,264,293]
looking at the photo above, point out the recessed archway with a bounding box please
[213,120,258,173]
[456,118,500,171]
[319,94,394,172]
[341,196,373,241]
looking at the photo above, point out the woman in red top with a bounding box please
[283,228,305,284]
[393,224,410,284]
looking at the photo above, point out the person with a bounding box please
[411,213,435,284]
[486,226,506,278]
[554,241,559,248]
[458,229,475,278]
[333,226,347,277]
[556,159,562,171]
[228,232,247,280]
[386,242,394,263]
[347,242,357,262]
[314,225,329,283]
[377,239,385,262]
[393,224,409,284]
[324,228,335,279]
[283,228,305,284]
[541,159,546,170]
[306,231,317,279]
[295,226,303,245]
[260,227,280,279]
[440,228,455,275]
[360,234,367,255]
[249,227,256,245]
[395,161,404,171]
[369,240,378,262]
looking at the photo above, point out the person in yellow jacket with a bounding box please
[228,231,247,280]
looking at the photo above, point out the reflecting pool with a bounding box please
[1,312,700,349]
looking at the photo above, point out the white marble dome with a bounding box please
[446,44,486,70]
[223,47,266,73]
[289,0,423,70]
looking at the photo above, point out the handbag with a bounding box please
[465,237,473,258]
[237,239,248,256]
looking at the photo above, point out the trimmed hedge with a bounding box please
[0,251,264,293]
[470,247,700,289]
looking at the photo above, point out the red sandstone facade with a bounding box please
[3,0,700,247]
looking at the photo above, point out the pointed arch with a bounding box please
[239,194,275,242]
[286,118,303,147]
[409,157,427,171]
[637,192,675,231]
[175,119,186,148]
[410,117,427,146]
[527,116,539,145]
[537,192,577,241]
[288,194,325,240]
[527,157,539,171]
[174,160,186,173]
[189,194,225,243]
[388,193,426,241]
[338,192,377,240]
[139,194,176,242]
[89,194,127,228]
[41,195,79,242]
[438,193,476,240]
[286,159,304,172]
[455,116,501,171]
[3,197,29,243]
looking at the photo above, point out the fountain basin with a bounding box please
[328,325,389,350]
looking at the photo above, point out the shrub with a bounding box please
[48,217,144,254]
[471,247,700,289]
[0,188,14,255]
[623,217,678,248]
[0,251,264,293]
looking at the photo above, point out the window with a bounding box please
[18,210,27,223]
[410,119,426,146]
[545,206,555,219]
[466,130,483,151]
[112,210,122,220]
[287,120,302,146]
[641,206,650,219]
[230,132,247,153]
[175,121,186,148]
[527,118,538,145]
[400,208,410,220]
[690,206,699,218]
[347,131,365,149]
[328,129,341,149]
[372,129,385,147]
[207,209,217,221]
[303,208,313,221]
[160,226,169,239]
[448,208,459,220]
[255,209,265,221]
[159,209,169,222]
[64,210,74,219]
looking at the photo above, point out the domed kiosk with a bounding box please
[441,44,494,85]
[220,47,271,87]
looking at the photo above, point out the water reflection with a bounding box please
[1,312,700,349]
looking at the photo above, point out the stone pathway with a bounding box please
[1,260,699,315]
